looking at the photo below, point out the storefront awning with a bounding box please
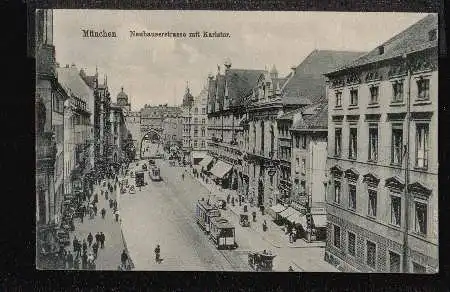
[269,204,287,214]
[279,207,297,219]
[199,156,214,168]
[287,211,307,226]
[210,160,233,179]
[312,214,327,228]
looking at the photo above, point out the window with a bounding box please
[368,190,377,217]
[417,79,430,100]
[334,128,342,156]
[333,225,341,248]
[391,125,403,165]
[369,86,379,104]
[202,118,206,124]
[414,202,427,235]
[334,180,341,204]
[392,81,404,102]
[194,108,198,114]
[416,124,429,168]
[366,240,376,269]
[202,107,206,114]
[367,125,378,161]
[391,195,401,226]
[295,136,300,148]
[301,135,307,149]
[300,180,306,194]
[348,184,356,210]
[350,89,358,106]
[193,140,198,148]
[389,251,401,273]
[301,159,306,174]
[335,91,342,107]
[349,128,357,159]
[347,232,356,256]
[201,127,205,137]
[194,117,198,124]
[296,157,300,168]
[201,141,205,148]
[412,262,426,273]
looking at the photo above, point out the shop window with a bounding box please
[366,240,376,269]
[389,251,401,273]
[347,232,356,256]
[333,225,341,248]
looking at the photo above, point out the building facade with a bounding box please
[182,85,209,164]
[207,61,264,192]
[324,14,438,273]
[35,8,69,266]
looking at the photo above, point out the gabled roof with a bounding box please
[227,69,265,108]
[291,101,328,130]
[327,14,438,75]
[57,66,94,102]
[282,50,365,104]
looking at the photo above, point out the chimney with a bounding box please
[290,65,296,76]
[378,45,384,55]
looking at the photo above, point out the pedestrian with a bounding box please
[115,209,120,222]
[105,191,109,200]
[93,204,98,216]
[87,232,93,247]
[263,220,267,232]
[72,236,78,254]
[87,252,95,270]
[114,200,117,210]
[73,255,80,270]
[92,241,99,259]
[101,208,106,219]
[79,207,84,223]
[81,250,87,270]
[121,249,128,267]
[288,266,294,272]
[66,251,73,269]
[292,228,297,242]
[95,232,100,245]
[109,199,113,209]
[100,232,105,249]
[82,239,87,254]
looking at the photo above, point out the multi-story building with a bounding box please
[182,85,209,164]
[123,110,141,158]
[35,9,69,267]
[324,14,438,273]
[207,61,264,191]
[289,101,329,240]
[57,64,94,202]
[109,103,126,166]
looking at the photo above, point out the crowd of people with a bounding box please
[55,164,132,270]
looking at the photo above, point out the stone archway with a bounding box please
[140,129,164,159]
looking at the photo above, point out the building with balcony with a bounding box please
[324,14,438,273]
[207,60,264,192]
[35,9,70,268]
[182,84,208,164]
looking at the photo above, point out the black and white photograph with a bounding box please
[35,10,438,273]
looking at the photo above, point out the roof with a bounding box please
[207,77,217,111]
[82,75,97,89]
[282,50,365,104]
[291,101,328,130]
[57,66,94,102]
[327,14,438,75]
[226,69,266,108]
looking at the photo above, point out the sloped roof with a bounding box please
[227,69,266,108]
[82,75,97,89]
[327,14,438,75]
[57,66,94,102]
[207,77,217,110]
[292,101,328,130]
[282,50,365,104]
[216,74,226,109]
[278,108,302,120]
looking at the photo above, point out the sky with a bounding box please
[53,10,428,111]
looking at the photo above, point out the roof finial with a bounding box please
[121,86,124,92]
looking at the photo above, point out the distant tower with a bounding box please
[224,57,232,72]
[182,82,194,108]
[270,65,278,79]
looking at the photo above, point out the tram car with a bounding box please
[196,198,221,233]
[149,166,161,181]
[209,217,237,250]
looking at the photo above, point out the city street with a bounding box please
[119,153,336,271]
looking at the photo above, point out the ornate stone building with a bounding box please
[324,14,438,273]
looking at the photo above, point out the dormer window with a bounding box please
[378,46,384,55]
[428,29,437,41]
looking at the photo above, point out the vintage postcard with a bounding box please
[35,9,438,273]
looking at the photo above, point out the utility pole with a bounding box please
[402,53,411,273]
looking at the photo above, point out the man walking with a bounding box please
[95,232,100,246]
[72,236,78,254]
[101,208,106,219]
[82,239,87,254]
[92,241,99,259]
[87,232,93,247]
[81,250,87,270]
[100,232,105,249]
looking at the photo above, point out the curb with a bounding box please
[116,184,135,270]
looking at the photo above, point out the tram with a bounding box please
[209,217,237,250]
[196,198,220,233]
[149,166,161,181]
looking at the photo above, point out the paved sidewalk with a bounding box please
[65,177,130,270]
[191,171,325,249]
